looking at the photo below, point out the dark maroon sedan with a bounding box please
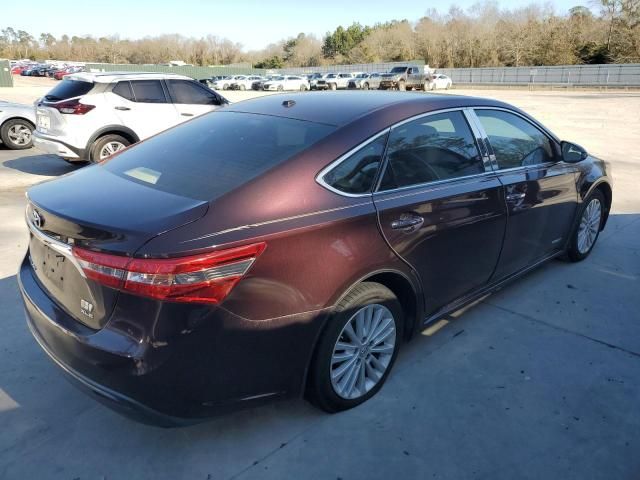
[19,91,612,425]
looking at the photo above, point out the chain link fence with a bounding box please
[74,61,640,88]
[86,63,265,79]
[436,64,640,87]
[277,61,425,75]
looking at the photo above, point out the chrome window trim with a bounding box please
[462,107,493,172]
[469,106,562,173]
[314,105,556,199]
[373,170,499,202]
[315,128,390,198]
[469,105,560,143]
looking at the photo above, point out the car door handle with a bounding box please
[181,113,194,117]
[391,214,424,232]
[114,106,130,111]
[506,192,526,201]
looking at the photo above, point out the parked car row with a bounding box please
[200,66,452,93]
[11,61,85,80]
[310,68,451,91]
[202,74,311,91]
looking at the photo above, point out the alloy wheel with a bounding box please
[330,304,396,400]
[577,198,602,254]
[99,141,126,160]
[7,124,32,146]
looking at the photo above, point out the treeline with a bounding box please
[2,2,639,68]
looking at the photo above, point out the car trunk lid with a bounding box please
[26,166,209,330]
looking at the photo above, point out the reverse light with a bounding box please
[53,99,95,115]
[72,242,267,304]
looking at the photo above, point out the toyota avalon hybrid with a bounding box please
[19,91,612,426]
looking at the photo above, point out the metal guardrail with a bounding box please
[436,64,640,86]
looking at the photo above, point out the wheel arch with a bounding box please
[311,268,422,355]
[583,180,612,230]
[1,116,35,129]
[301,268,422,399]
[86,125,140,159]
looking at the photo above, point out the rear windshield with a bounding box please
[103,112,335,201]
[43,79,94,102]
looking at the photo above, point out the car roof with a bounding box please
[223,91,512,127]
[66,71,193,83]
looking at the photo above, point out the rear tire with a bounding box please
[566,190,605,262]
[306,282,403,413]
[1,118,34,150]
[90,134,130,163]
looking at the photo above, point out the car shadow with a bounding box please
[1,149,84,177]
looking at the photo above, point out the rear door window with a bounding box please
[112,81,134,101]
[379,111,484,190]
[130,80,168,103]
[167,80,218,105]
[43,79,94,102]
[104,112,335,201]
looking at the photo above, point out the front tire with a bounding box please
[306,282,403,413]
[567,190,605,262]
[1,118,34,150]
[329,83,337,91]
[398,80,406,91]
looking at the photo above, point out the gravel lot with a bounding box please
[1,76,639,480]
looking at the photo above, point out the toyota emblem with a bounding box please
[31,209,42,229]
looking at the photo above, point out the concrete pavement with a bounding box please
[0,88,639,479]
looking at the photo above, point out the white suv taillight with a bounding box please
[72,242,266,304]
[53,99,95,115]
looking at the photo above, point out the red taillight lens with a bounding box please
[72,242,266,304]
[53,99,95,115]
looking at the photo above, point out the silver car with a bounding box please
[348,73,383,90]
[0,101,36,150]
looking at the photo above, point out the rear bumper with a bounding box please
[18,255,325,425]
[33,131,84,160]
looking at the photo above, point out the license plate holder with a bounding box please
[41,244,66,290]
[37,113,50,132]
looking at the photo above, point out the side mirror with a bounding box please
[561,141,588,163]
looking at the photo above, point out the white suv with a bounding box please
[33,72,229,162]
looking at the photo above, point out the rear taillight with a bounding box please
[72,242,266,304]
[53,99,95,115]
